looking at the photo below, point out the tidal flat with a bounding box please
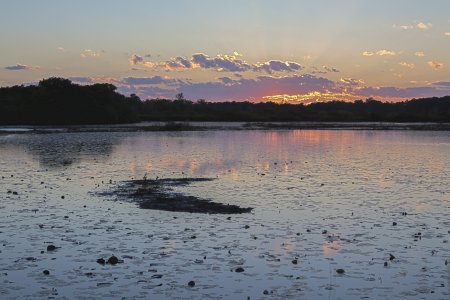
[0,127,449,299]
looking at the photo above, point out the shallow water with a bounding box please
[0,129,449,299]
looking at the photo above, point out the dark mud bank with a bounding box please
[99,178,253,214]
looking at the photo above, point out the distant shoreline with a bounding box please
[1,121,450,134]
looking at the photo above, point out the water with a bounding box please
[0,129,449,299]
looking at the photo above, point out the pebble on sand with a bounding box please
[336,268,345,274]
[107,255,119,265]
[188,280,195,287]
[46,245,57,251]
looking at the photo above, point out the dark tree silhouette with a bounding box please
[0,78,449,124]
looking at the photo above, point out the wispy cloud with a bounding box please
[399,62,415,69]
[80,49,101,58]
[67,77,94,84]
[5,63,38,71]
[122,76,183,86]
[416,21,432,30]
[128,54,144,65]
[428,61,444,70]
[393,24,413,30]
[57,47,66,52]
[362,50,396,57]
[415,51,425,57]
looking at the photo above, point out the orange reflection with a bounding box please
[323,240,341,257]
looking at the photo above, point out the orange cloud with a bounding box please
[80,49,101,58]
[416,22,432,30]
[415,51,425,57]
[428,61,444,70]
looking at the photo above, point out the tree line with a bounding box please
[0,78,449,124]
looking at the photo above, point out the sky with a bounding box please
[1,0,450,104]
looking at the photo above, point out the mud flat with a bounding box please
[98,177,253,214]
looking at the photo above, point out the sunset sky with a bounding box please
[1,0,450,103]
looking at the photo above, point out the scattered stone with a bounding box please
[43,270,50,275]
[97,258,106,265]
[389,254,395,261]
[336,268,345,274]
[235,267,245,273]
[292,259,298,265]
[107,255,119,265]
[322,230,327,234]
[393,222,397,226]
[61,196,65,199]
[384,262,388,267]
[46,245,57,251]
[244,225,250,229]
[188,280,195,287]
[263,290,269,295]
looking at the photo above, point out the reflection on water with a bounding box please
[0,129,450,299]
[0,133,116,169]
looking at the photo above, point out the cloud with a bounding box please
[355,86,444,99]
[5,63,38,71]
[80,49,101,58]
[399,25,413,30]
[399,62,415,69]
[416,22,432,30]
[340,78,364,86]
[57,47,65,52]
[433,81,450,87]
[428,61,444,70]
[322,66,339,73]
[363,50,396,57]
[67,77,94,84]
[128,54,144,65]
[253,60,302,74]
[445,32,450,37]
[415,51,425,57]
[376,50,396,56]
[113,72,450,104]
[128,52,303,74]
[122,76,183,86]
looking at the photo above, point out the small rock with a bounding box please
[47,245,57,251]
[389,254,395,261]
[61,196,65,199]
[235,267,245,273]
[107,255,119,265]
[244,225,250,229]
[43,270,50,275]
[384,262,388,267]
[392,222,397,226]
[292,259,298,265]
[263,290,269,295]
[97,258,106,265]
[336,268,345,274]
[188,280,195,287]
[322,230,327,234]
